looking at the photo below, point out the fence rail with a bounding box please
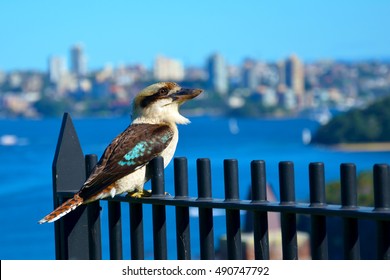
[51,113,390,260]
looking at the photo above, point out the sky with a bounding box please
[1,0,390,71]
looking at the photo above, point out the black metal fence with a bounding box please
[50,113,390,260]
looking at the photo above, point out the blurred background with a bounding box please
[1,0,390,260]
[1,0,390,120]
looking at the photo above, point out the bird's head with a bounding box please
[131,82,203,124]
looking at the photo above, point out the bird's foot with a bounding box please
[127,189,152,198]
[127,190,171,198]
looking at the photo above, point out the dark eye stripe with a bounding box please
[140,87,169,108]
[140,95,155,108]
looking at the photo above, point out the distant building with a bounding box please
[70,44,87,77]
[277,60,286,86]
[8,72,22,88]
[0,71,6,85]
[153,55,184,81]
[284,54,305,107]
[276,84,297,110]
[207,53,228,95]
[48,56,67,83]
[241,59,260,90]
[185,67,207,81]
[255,86,277,107]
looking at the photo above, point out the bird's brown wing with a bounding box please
[78,123,174,200]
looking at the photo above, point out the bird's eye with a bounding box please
[158,88,169,95]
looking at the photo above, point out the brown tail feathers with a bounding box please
[38,194,84,224]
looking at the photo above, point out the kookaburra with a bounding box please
[39,82,202,224]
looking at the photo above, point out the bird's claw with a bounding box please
[126,190,171,198]
[127,190,152,198]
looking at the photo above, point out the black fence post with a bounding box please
[108,200,123,260]
[251,160,270,260]
[51,115,390,261]
[279,161,298,260]
[85,154,102,260]
[197,158,215,260]
[373,164,390,260]
[340,163,360,260]
[130,202,144,260]
[309,162,328,260]
[174,157,192,260]
[52,113,89,260]
[224,159,242,260]
[151,156,168,260]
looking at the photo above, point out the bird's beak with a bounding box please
[172,88,203,104]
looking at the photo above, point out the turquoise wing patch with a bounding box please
[117,127,173,167]
[118,141,153,166]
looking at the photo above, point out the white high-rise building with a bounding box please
[207,53,228,95]
[153,55,184,81]
[48,56,67,83]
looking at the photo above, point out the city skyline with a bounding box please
[5,42,390,77]
[1,1,390,71]
[2,45,390,119]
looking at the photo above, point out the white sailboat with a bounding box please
[302,128,312,145]
[228,118,239,135]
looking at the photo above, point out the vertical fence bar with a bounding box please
[279,161,298,260]
[197,158,215,260]
[85,154,102,260]
[224,159,242,260]
[373,164,390,260]
[174,157,191,260]
[108,201,123,259]
[52,113,88,260]
[340,163,360,260]
[251,160,270,260]
[309,162,328,260]
[130,203,144,260]
[151,156,168,260]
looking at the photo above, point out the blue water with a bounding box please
[1,116,389,259]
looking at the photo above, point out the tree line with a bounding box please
[313,95,390,144]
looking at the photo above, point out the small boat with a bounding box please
[228,118,239,135]
[302,129,312,145]
[0,134,18,146]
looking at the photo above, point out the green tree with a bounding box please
[326,171,374,206]
[313,95,390,144]
[34,97,69,117]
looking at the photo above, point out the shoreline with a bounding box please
[330,142,390,152]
